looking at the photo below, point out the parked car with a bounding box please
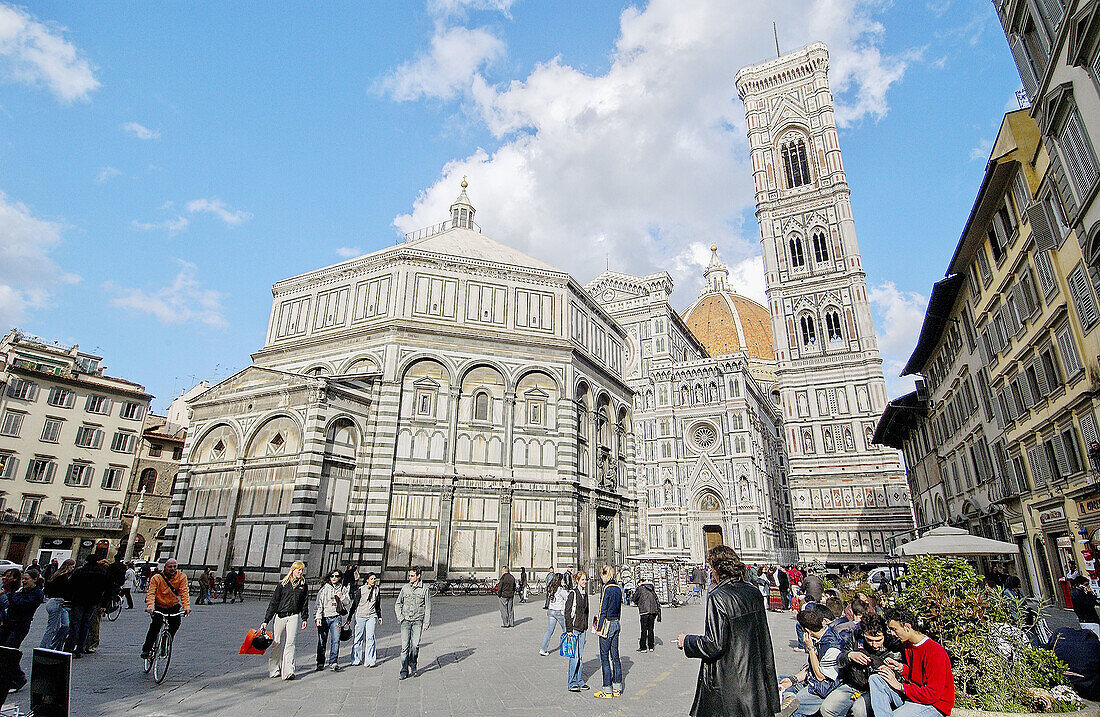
[0,560,22,573]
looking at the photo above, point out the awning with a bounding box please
[872,390,925,449]
[894,526,1019,557]
[901,274,965,376]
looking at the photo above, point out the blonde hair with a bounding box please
[574,570,587,583]
[600,565,616,582]
[281,561,306,585]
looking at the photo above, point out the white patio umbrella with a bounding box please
[894,525,1019,557]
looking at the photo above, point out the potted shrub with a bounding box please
[897,556,1094,714]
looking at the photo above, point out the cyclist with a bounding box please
[141,558,190,660]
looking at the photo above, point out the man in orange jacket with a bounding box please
[141,558,190,659]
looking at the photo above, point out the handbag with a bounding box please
[559,632,578,658]
[239,628,271,655]
[339,623,353,642]
[334,590,348,616]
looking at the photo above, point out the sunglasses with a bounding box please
[329,574,341,579]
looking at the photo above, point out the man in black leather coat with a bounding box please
[678,545,783,716]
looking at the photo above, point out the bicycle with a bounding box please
[143,610,187,684]
[105,593,123,622]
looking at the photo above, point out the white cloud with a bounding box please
[121,121,160,140]
[185,197,252,226]
[104,260,227,329]
[393,0,909,306]
[131,216,189,234]
[380,25,505,102]
[0,3,99,102]
[0,190,79,326]
[969,136,993,162]
[336,246,363,258]
[95,166,121,183]
[868,281,928,398]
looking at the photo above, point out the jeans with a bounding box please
[142,604,182,653]
[639,613,656,650]
[39,598,69,650]
[599,619,622,689]
[268,614,299,678]
[499,596,514,627]
[316,617,342,667]
[541,610,565,652]
[65,602,97,653]
[796,621,805,649]
[820,683,869,717]
[791,685,825,716]
[869,674,943,717]
[400,619,423,676]
[352,616,377,665]
[567,630,587,688]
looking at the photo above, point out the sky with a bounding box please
[0,0,1022,410]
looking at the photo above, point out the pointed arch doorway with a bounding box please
[703,525,724,552]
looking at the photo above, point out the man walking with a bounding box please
[497,566,517,628]
[121,562,137,609]
[223,567,236,603]
[234,567,246,602]
[142,559,191,660]
[394,566,431,680]
[64,554,108,658]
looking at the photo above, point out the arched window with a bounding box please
[137,467,157,493]
[812,231,829,263]
[826,311,843,342]
[781,138,811,188]
[789,237,805,268]
[473,391,490,422]
[800,315,817,346]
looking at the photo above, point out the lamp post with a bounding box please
[123,493,145,562]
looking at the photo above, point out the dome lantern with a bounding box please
[450,177,475,229]
[703,244,729,293]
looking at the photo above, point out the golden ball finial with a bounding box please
[711,244,718,252]
[461,175,468,189]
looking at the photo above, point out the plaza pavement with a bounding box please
[8,592,808,716]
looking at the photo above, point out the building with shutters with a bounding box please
[0,329,152,566]
[735,42,914,565]
[875,108,1100,603]
[159,183,637,587]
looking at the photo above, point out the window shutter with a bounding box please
[993,391,1006,429]
[1069,265,1100,329]
[1028,445,1048,486]
[1009,35,1039,99]
[1053,438,1070,478]
[1012,172,1031,219]
[1019,376,1035,409]
[1060,111,1100,199]
[1033,356,1050,396]
[1027,201,1057,251]
[1034,250,1057,296]
[1080,411,1100,447]
[978,329,991,365]
[1037,0,1065,35]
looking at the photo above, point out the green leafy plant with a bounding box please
[898,556,1073,713]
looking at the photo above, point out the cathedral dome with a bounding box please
[681,246,775,361]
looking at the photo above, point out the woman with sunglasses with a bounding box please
[315,570,350,671]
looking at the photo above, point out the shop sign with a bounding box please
[1038,506,1066,524]
[1078,495,1100,519]
[1057,536,1073,549]
[1010,522,1026,535]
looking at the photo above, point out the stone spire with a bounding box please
[703,244,729,293]
[450,176,476,229]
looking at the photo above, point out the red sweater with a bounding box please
[901,637,955,715]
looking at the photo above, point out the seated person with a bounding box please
[781,605,849,716]
[833,598,870,639]
[819,612,902,717]
[1050,626,1100,701]
[869,606,954,717]
[1071,576,1100,628]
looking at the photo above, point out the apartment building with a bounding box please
[0,329,152,565]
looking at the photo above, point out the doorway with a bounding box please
[703,525,723,553]
[596,509,615,566]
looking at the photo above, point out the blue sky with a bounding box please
[0,0,1020,409]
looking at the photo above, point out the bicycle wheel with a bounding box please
[152,629,173,684]
[107,597,122,622]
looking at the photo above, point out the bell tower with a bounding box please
[735,42,912,565]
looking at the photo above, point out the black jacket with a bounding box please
[106,561,126,590]
[498,573,517,599]
[264,580,310,624]
[683,579,781,717]
[633,582,661,617]
[1052,627,1100,700]
[837,636,902,690]
[1072,588,1100,624]
[348,582,382,618]
[68,562,109,607]
[564,586,589,633]
[43,570,72,600]
[777,569,790,592]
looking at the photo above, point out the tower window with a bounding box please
[473,391,490,422]
[800,316,817,346]
[826,311,843,342]
[789,237,805,268]
[782,138,811,188]
[812,231,829,263]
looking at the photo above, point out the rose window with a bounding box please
[692,424,717,450]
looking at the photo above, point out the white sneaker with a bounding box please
[539,650,550,656]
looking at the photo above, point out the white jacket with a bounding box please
[315,583,350,620]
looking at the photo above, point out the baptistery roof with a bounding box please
[681,246,775,361]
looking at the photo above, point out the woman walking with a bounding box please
[633,579,661,653]
[39,558,74,650]
[260,561,309,680]
[594,565,624,699]
[519,567,528,603]
[564,570,589,692]
[349,572,382,667]
[539,573,569,656]
[315,569,350,671]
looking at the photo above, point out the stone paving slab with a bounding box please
[9,594,807,716]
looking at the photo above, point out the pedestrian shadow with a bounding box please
[419,647,475,674]
[513,617,532,626]
[580,654,634,686]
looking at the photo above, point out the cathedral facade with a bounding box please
[735,42,914,564]
[160,186,637,586]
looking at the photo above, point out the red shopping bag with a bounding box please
[239,628,270,655]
